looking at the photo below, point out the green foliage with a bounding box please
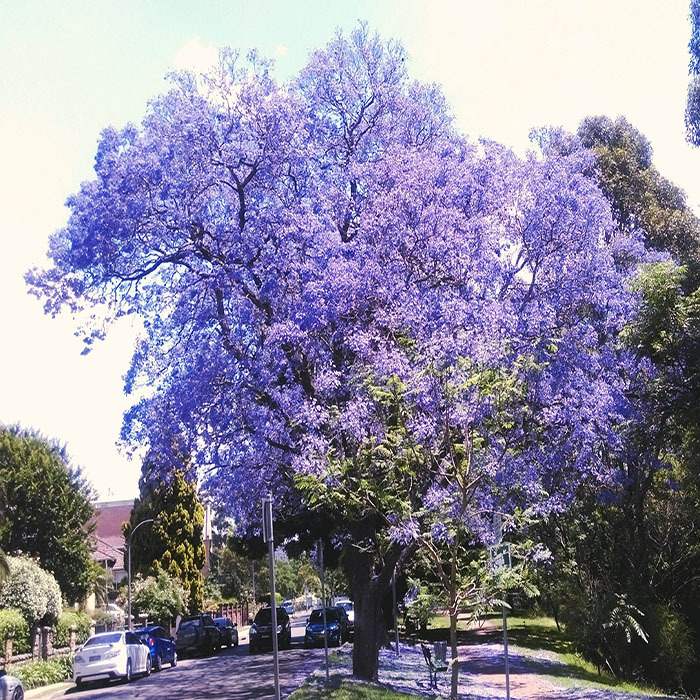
[0,555,62,625]
[9,656,73,690]
[125,463,205,613]
[648,602,695,689]
[202,575,222,610]
[54,610,91,648]
[578,115,700,277]
[403,579,436,632]
[0,426,96,603]
[131,569,188,623]
[0,608,30,654]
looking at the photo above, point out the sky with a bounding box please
[2,0,699,502]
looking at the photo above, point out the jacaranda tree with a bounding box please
[28,26,643,680]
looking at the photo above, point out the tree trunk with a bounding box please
[449,612,459,698]
[344,533,415,681]
[353,584,384,680]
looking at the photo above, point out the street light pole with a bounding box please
[127,518,155,631]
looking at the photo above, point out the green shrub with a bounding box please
[8,656,72,690]
[648,602,695,690]
[0,608,30,654]
[90,609,118,627]
[131,570,187,623]
[0,556,62,624]
[54,610,92,647]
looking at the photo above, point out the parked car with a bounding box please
[176,613,221,656]
[73,631,151,687]
[336,600,354,636]
[304,607,348,648]
[282,600,294,616]
[0,670,23,700]
[334,603,351,640]
[249,606,291,653]
[213,617,239,647]
[133,625,177,671]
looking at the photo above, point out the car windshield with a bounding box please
[181,617,202,627]
[254,608,286,624]
[84,633,122,647]
[309,609,340,623]
[213,618,229,626]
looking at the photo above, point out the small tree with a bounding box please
[125,467,205,613]
[0,427,96,603]
[131,570,188,625]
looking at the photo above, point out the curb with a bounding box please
[25,681,73,699]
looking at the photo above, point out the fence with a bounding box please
[217,601,249,627]
[1,605,249,669]
[1,625,82,670]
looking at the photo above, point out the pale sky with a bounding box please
[1,0,699,501]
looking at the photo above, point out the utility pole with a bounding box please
[252,561,256,606]
[127,518,154,631]
[317,540,329,683]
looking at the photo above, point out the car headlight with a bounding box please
[250,626,258,635]
[276,625,283,633]
[75,655,85,664]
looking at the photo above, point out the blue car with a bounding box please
[134,625,177,671]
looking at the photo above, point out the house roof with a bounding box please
[90,500,134,570]
[91,535,125,570]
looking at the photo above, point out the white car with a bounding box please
[336,600,355,634]
[73,631,151,687]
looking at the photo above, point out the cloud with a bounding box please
[275,44,288,56]
[173,36,219,73]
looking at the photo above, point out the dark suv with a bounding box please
[304,607,348,647]
[176,614,221,656]
[213,617,239,647]
[249,606,291,653]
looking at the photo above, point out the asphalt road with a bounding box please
[41,616,331,700]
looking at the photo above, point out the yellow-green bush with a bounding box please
[0,608,30,654]
[54,610,91,648]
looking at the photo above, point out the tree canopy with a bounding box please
[28,26,647,679]
[0,426,96,603]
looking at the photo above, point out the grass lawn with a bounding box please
[427,612,665,697]
[289,676,417,700]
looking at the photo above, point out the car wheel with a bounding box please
[171,650,178,668]
[12,687,24,700]
[125,659,133,683]
[203,637,213,656]
[234,636,239,648]
[145,655,152,676]
[154,653,162,671]
[249,643,256,654]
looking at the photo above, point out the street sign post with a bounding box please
[262,495,281,700]
[490,517,511,700]
[317,540,329,683]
